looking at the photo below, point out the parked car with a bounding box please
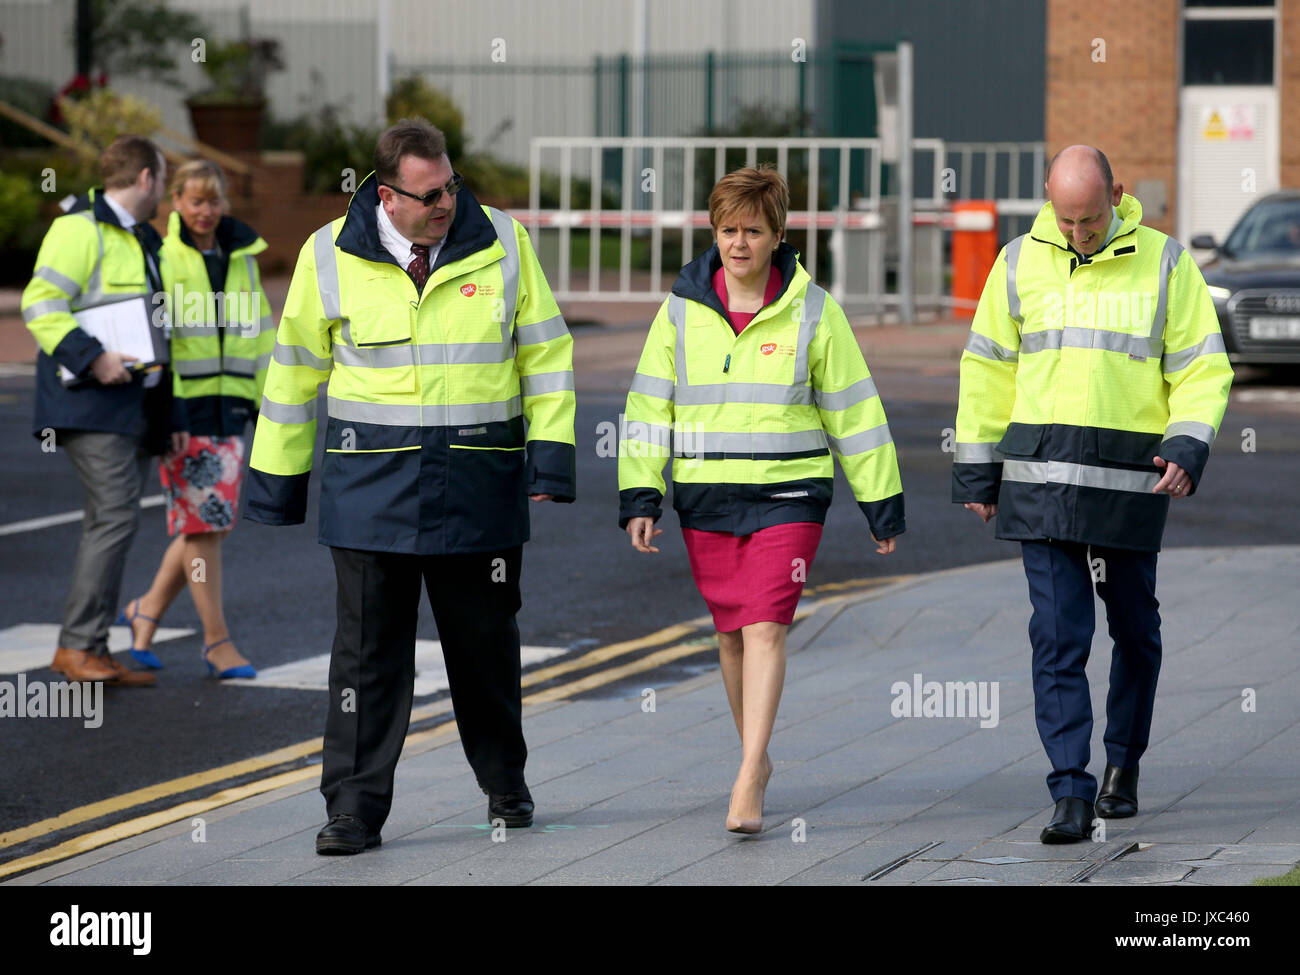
[1193,190,1300,365]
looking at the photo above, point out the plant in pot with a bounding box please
[186,37,284,152]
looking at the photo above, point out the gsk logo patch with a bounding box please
[761,343,777,355]
[460,284,478,297]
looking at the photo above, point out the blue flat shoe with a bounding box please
[202,637,256,679]
[116,598,164,669]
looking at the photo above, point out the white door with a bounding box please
[1179,86,1279,248]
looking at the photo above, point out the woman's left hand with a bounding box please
[871,534,896,556]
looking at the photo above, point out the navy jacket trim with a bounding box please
[525,439,576,502]
[244,469,310,526]
[859,493,905,540]
[334,172,498,272]
[1156,434,1210,492]
[618,487,664,529]
[670,240,801,322]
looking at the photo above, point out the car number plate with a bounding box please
[1249,317,1300,340]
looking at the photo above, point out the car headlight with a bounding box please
[1207,285,1232,302]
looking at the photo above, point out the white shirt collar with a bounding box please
[376,204,444,269]
[102,191,136,230]
[1099,205,1123,250]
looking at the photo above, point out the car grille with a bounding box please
[1225,290,1300,359]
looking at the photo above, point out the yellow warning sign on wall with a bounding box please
[1202,109,1227,141]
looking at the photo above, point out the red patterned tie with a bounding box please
[408,243,430,291]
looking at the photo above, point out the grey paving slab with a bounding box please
[12,545,1298,887]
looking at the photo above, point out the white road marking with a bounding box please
[1235,389,1300,404]
[0,623,197,675]
[0,495,167,537]
[223,640,570,696]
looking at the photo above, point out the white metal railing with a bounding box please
[525,136,1046,314]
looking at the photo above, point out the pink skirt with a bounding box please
[158,435,246,536]
[682,522,823,632]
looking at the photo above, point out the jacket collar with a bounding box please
[1029,192,1143,262]
[68,188,163,250]
[671,240,804,322]
[334,171,497,270]
[167,209,265,256]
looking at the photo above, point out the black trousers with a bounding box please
[321,545,528,831]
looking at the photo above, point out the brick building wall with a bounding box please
[1282,1,1300,189]
[1046,0,1180,235]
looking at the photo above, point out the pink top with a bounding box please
[712,264,783,334]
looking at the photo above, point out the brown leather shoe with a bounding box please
[101,654,157,687]
[50,647,115,681]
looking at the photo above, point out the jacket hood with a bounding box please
[1030,192,1143,255]
[333,170,497,270]
[67,187,163,250]
[167,208,265,256]
[671,239,805,320]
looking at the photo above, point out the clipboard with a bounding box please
[59,296,169,386]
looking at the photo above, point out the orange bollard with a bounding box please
[950,201,998,319]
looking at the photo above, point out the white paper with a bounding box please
[58,296,160,383]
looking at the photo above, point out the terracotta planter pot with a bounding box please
[186,99,266,152]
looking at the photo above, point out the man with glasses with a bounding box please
[246,118,576,854]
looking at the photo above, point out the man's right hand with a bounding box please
[626,516,663,553]
[964,502,997,523]
[89,351,137,385]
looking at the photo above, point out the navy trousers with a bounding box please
[1021,540,1162,803]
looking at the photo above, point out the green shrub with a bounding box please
[0,171,43,248]
[385,76,465,160]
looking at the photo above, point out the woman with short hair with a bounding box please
[117,159,273,679]
[619,165,905,832]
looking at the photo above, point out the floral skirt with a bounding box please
[158,435,246,536]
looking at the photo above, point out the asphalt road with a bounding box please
[1,346,1297,856]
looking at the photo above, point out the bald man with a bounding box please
[952,146,1232,842]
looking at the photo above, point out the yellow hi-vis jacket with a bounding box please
[618,242,905,539]
[21,189,168,440]
[245,175,575,554]
[160,210,275,436]
[952,193,1233,551]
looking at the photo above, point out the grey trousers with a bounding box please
[57,431,153,652]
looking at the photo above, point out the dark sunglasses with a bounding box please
[380,173,465,208]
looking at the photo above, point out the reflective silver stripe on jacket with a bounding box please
[628,372,675,401]
[1019,327,1162,359]
[964,331,1019,362]
[791,283,826,386]
[827,422,893,456]
[673,429,828,456]
[333,342,515,368]
[22,298,71,322]
[1002,459,1158,493]
[313,222,342,322]
[520,370,575,396]
[1162,333,1226,372]
[33,265,82,299]
[815,376,878,411]
[668,293,688,386]
[677,383,814,406]
[955,442,1003,464]
[327,395,522,427]
[260,396,317,424]
[273,342,332,370]
[174,354,270,378]
[486,206,519,352]
[1148,237,1185,342]
[515,314,567,345]
[1005,235,1026,326]
[619,420,673,452]
[1164,420,1216,445]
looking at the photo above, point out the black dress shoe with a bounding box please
[487,789,534,828]
[315,813,381,855]
[1095,763,1139,818]
[1039,797,1095,844]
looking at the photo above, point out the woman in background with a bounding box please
[118,160,273,679]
